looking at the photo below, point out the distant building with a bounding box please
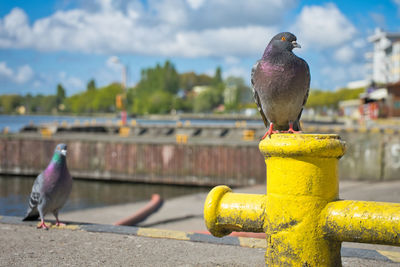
[387,81,400,117]
[368,28,400,84]
[338,99,361,119]
[359,87,389,120]
[192,85,209,95]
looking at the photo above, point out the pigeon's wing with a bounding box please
[251,61,269,128]
[22,173,43,221]
[294,59,311,131]
[301,59,311,107]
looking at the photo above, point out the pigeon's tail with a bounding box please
[23,184,41,221]
[293,120,302,131]
[22,194,40,221]
[22,208,39,221]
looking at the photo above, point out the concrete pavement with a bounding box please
[1,216,400,266]
[2,180,400,266]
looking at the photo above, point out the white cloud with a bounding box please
[334,45,355,63]
[106,56,121,69]
[223,66,248,80]
[0,62,13,77]
[15,65,34,83]
[187,0,297,29]
[224,56,240,65]
[166,26,277,57]
[58,72,84,94]
[67,76,84,89]
[292,3,356,50]
[0,0,289,57]
[290,3,369,89]
[0,61,34,84]
[186,0,205,9]
[33,80,42,88]
[370,12,386,28]
[320,63,367,89]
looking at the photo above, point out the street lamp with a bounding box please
[111,56,128,125]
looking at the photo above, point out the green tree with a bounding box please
[87,79,96,92]
[24,93,33,114]
[179,72,197,91]
[224,76,253,110]
[0,95,22,113]
[196,74,214,86]
[41,95,57,113]
[92,83,123,112]
[213,66,223,86]
[306,88,365,109]
[65,83,123,114]
[130,60,180,114]
[193,88,222,113]
[56,83,66,111]
[148,91,173,114]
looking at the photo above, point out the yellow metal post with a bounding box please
[260,134,345,266]
[204,134,400,266]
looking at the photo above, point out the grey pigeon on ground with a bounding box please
[251,32,310,139]
[22,143,72,229]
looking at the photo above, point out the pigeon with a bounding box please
[251,32,310,139]
[22,143,73,229]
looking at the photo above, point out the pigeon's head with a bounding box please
[54,143,68,157]
[268,32,301,52]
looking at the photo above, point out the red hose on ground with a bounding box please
[113,194,163,226]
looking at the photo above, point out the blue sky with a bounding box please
[1,0,400,96]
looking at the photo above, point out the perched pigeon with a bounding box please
[251,32,310,139]
[22,143,72,229]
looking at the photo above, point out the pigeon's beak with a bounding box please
[292,41,301,49]
[61,149,67,156]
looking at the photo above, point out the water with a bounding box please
[0,114,121,133]
[0,175,210,217]
[0,114,263,133]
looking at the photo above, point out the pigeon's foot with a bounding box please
[286,122,301,134]
[261,123,279,140]
[37,220,49,230]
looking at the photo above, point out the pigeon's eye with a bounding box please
[281,36,286,41]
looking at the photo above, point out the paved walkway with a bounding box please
[1,216,400,266]
[2,180,400,266]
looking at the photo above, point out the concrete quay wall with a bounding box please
[0,135,265,186]
[0,127,399,185]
